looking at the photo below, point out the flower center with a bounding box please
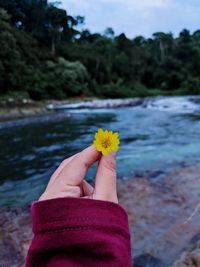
[102,138,111,148]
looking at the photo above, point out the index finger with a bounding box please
[58,145,101,185]
[47,153,79,187]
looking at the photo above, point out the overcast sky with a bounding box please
[61,0,200,38]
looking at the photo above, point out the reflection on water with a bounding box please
[0,97,200,206]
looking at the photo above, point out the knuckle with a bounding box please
[65,185,81,196]
[78,153,90,169]
[72,186,81,195]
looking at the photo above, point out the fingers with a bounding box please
[82,180,94,196]
[94,152,118,203]
[40,185,82,201]
[58,145,101,185]
[47,154,79,187]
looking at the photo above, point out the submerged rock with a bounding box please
[142,96,200,114]
[47,98,143,110]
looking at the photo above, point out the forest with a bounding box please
[1,0,200,100]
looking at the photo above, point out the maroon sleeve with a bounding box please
[26,197,132,267]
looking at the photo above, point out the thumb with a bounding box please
[94,152,118,203]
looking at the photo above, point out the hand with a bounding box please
[39,145,118,203]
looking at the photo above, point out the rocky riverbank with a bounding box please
[0,98,143,121]
[0,163,200,267]
[47,97,143,110]
[0,206,32,267]
[0,100,50,121]
[119,163,200,267]
[0,95,200,121]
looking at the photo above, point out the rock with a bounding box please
[119,163,200,266]
[148,170,166,179]
[172,243,200,267]
[190,233,200,244]
[0,206,32,267]
[134,253,168,267]
[1,163,200,266]
[0,106,50,122]
[142,96,200,113]
[47,98,143,110]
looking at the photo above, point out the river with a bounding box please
[0,96,200,206]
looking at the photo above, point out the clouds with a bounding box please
[64,0,173,9]
[61,0,200,38]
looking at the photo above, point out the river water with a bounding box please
[0,96,200,206]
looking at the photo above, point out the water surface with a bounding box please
[0,96,200,206]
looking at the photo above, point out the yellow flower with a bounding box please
[93,128,120,155]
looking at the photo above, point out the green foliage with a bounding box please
[181,77,200,95]
[1,2,200,100]
[44,58,89,99]
[95,80,132,98]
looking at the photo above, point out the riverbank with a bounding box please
[0,95,199,122]
[0,100,50,121]
[1,163,200,267]
[0,97,144,122]
[0,96,200,121]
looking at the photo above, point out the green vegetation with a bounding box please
[1,1,200,100]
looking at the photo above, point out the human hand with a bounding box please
[39,145,118,203]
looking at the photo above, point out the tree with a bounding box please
[46,5,68,55]
[104,27,115,39]
[1,1,200,100]
[45,57,89,98]
[153,32,173,62]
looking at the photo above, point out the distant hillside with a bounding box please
[1,0,200,100]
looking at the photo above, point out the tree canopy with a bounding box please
[0,0,200,100]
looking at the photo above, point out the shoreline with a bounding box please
[0,101,52,122]
[0,106,51,122]
[0,97,144,122]
[0,95,199,122]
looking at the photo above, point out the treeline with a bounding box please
[1,0,200,100]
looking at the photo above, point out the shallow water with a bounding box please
[0,96,200,206]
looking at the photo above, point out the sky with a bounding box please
[61,0,200,38]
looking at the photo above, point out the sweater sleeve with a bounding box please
[26,197,132,267]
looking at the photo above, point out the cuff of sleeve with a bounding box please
[32,197,130,238]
